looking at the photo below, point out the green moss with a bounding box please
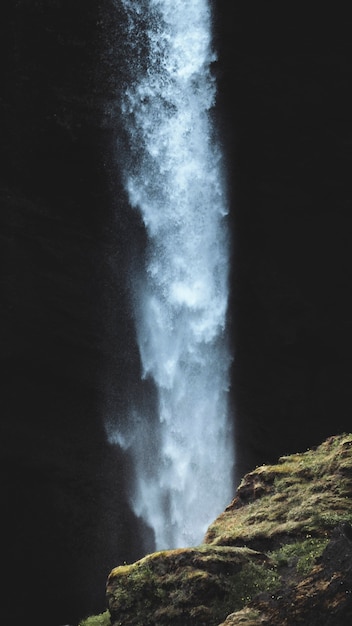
[195,559,279,625]
[78,611,111,626]
[206,433,352,547]
[228,560,280,607]
[107,546,279,625]
[270,536,329,576]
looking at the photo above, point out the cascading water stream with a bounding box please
[108,0,234,550]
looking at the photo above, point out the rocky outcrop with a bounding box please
[105,433,352,626]
[107,546,273,626]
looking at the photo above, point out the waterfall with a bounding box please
[108,0,234,550]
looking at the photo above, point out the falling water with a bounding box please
[109,0,234,550]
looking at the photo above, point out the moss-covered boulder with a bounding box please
[104,434,352,626]
[106,545,277,625]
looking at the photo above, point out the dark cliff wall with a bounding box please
[1,2,145,624]
[214,4,352,479]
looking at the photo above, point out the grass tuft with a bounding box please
[78,610,111,626]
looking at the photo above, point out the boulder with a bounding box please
[107,545,272,626]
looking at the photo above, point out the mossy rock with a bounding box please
[206,433,352,550]
[101,434,352,626]
[217,607,263,625]
[107,545,278,626]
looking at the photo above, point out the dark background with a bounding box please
[1,2,352,624]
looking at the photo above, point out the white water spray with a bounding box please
[110,0,234,550]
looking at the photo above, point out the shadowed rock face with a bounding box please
[106,434,352,626]
[226,526,352,626]
[278,529,352,625]
[215,5,352,483]
[1,2,146,624]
